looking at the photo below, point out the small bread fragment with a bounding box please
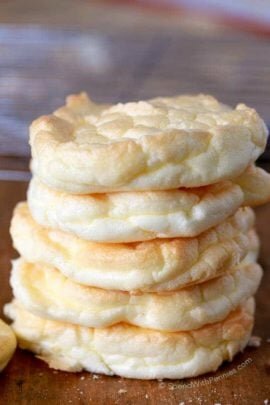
[0,319,16,371]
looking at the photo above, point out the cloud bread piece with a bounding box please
[27,165,270,242]
[0,319,16,371]
[10,258,261,332]
[30,92,267,193]
[11,203,259,292]
[4,299,255,379]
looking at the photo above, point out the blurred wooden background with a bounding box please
[0,0,270,166]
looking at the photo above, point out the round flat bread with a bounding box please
[30,93,267,193]
[0,319,16,371]
[4,299,254,379]
[10,258,261,332]
[11,204,259,292]
[27,165,270,243]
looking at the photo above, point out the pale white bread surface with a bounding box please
[234,164,270,206]
[4,299,255,379]
[0,319,16,371]
[27,165,270,242]
[10,258,261,332]
[11,204,259,292]
[30,93,267,193]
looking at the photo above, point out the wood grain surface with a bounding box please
[0,175,269,405]
[0,1,270,158]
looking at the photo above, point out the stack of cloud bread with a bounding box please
[4,93,270,380]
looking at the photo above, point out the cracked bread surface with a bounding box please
[30,93,267,193]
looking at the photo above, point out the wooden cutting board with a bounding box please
[0,179,269,405]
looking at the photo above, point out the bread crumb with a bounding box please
[145,394,149,399]
[92,374,99,379]
[118,389,127,394]
[264,400,269,405]
[248,336,261,348]
[179,402,185,405]
[80,376,85,380]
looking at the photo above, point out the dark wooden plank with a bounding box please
[0,180,269,404]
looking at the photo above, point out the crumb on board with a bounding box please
[92,374,99,379]
[118,389,127,394]
[80,376,85,380]
[264,399,269,405]
[248,335,262,348]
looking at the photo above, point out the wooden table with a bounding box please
[0,176,269,404]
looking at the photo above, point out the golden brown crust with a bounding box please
[0,319,16,371]
[11,203,259,291]
[4,299,254,379]
[10,258,261,332]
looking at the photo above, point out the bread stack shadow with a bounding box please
[5,93,270,379]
